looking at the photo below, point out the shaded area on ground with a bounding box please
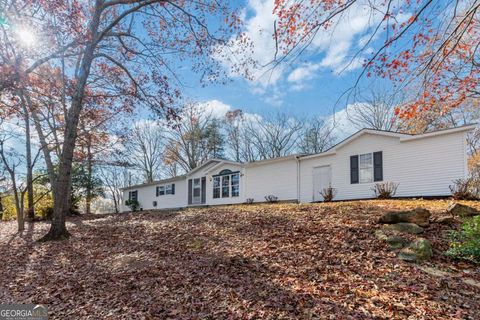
[1,199,479,319]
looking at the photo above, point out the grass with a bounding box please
[1,199,479,319]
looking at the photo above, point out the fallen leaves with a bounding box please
[0,199,479,319]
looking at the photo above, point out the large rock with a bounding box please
[379,207,431,227]
[446,203,479,218]
[398,238,433,262]
[382,222,424,234]
[374,230,408,249]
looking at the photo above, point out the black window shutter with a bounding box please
[188,179,192,205]
[373,151,383,181]
[201,177,206,204]
[350,155,359,184]
[172,183,175,195]
[156,187,159,197]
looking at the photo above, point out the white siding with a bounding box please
[245,158,299,202]
[122,179,186,211]
[299,131,468,202]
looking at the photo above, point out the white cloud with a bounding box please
[215,0,397,102]
[198,99,233,119]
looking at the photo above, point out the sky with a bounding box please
[172,0,406,124]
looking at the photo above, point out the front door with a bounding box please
[192,178,201,204]
[313,165,332,202]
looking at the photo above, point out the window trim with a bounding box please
[358,152,374,183]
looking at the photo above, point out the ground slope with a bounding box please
[1,200,479,319]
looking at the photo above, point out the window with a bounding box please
[166,184,174,195]
[157,183,175,196]
[231,173,239,197]
[213,176,221,199]
[212,171,240,198]
[359,153,373,183]
[193,178,201,198]
[128,190,138,201]
[222,175,230,198]
[156,186,165,196]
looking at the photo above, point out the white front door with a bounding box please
[313,165,332,202]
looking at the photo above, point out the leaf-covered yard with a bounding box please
[1,200,479,319]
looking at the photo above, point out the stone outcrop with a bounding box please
[378,208,431,227]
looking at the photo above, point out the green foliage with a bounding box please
[0,187,54,221]
[205,119,225,159]
[446,216,480,263]
[125,199,140,212]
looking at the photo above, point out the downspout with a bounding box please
[296,156,300,203]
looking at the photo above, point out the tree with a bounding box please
[205,119,225,159]
[224,109,244,162]
[0,0,244,240]
[165,103,224,172]
[273,0,480,118]
[0,120,25,231]
[346,89,400,131]
[299,117,335,154]
[124,122,166,183]
[246,112,303,159]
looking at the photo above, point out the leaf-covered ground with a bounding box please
[1,200,479,319]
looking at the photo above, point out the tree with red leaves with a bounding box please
[273,0,480,118]
[0,0,244,240]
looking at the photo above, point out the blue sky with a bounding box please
[173,0,407,120]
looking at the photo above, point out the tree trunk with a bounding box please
[40,36,99,241]
[21,96,35,221]
[85,137,93,215]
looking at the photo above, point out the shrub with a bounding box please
[320,185,337,202]
[245,198,254,204]
[372,182,399,199]
[125,199,140,212]
[449,178,479,200]
[446,216,480,263]
[264,195,278,203]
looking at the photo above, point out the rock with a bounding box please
[447,203,479,218]
[435,215,459,225]
[385,235,408,249]
[374,229,388,241]
[398,238,433,262]
[382,222,424,234]
[375,230,407,249]
[378,207,431,227]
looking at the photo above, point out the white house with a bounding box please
[121,125,475,211]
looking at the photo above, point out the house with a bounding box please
[121,125,476,211]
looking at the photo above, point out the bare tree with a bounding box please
[246,113,303,159]
[299,117,335,154]
[165,103,223,172]
[346,90,399,131]
[0,121,25,232]
[98,164,126,214]
[124,122,166,183]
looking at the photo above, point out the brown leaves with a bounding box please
[0,200,479,319]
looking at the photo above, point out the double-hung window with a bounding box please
[351,151,383,184]
[359,153,373,183]
[157,184,175,196]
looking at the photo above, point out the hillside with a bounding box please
[1,200,479,319]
